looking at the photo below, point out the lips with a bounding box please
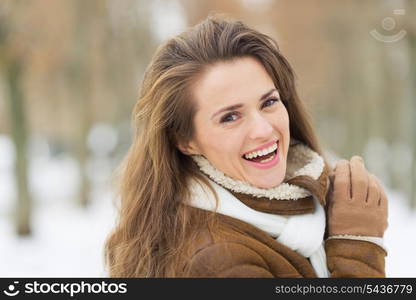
[241,139,279,159]
[243,141,280,169]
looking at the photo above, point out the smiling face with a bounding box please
[181,56,290,188]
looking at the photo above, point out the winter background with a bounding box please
[1,0,415,277]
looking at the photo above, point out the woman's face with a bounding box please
[183,56,290,188]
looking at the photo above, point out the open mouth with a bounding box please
[242,140,279,164]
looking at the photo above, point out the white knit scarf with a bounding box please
[187,141,330,278]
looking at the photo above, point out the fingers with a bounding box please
[374,175,389,231]
[350,156,369,202]
[331,157,387,210]
[328,157,389,237]
[333,159,351,200]
[374,175,388,209]
[366,174,380,206]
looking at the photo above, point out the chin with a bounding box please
[246,160,287,188]
[250,177,284,189]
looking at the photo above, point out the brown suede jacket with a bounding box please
[180,172,387,278]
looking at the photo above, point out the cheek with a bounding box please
[196,129,243,162]
[278,106,290,132]
[283,115,290,133]
[268,106,289,133]
[202,135,241,159]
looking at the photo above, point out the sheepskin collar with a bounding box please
[191,139,325,202]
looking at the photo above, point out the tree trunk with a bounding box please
[76,85,92,208]
[408,31,416,210]
[7,60,32,236]
[72,0,94,208]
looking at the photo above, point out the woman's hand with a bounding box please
[327,156,388,237]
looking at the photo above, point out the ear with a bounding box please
[177,140,201,156]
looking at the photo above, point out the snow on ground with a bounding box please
[0,194,115,277]
[384,190,416,277]
[0,134,415,277]
[0,134,117,277]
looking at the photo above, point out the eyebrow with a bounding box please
[210,88,278,120]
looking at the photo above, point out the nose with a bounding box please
[248,113,274,141]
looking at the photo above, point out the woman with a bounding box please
[104,16,388,277]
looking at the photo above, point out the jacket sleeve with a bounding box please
[325,238,387,277]
[183,242,274,278]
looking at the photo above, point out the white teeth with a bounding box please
[244,141,278,160]
[259,153,275,163]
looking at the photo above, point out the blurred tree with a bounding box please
[406,0,416,209]
[67,0,97,207]
[0,2,32,236]
[7,63,32,235]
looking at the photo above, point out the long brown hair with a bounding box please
[104,15,329,277]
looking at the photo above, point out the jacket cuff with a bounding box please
[325,238,387,277]
[327,234,387,253]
